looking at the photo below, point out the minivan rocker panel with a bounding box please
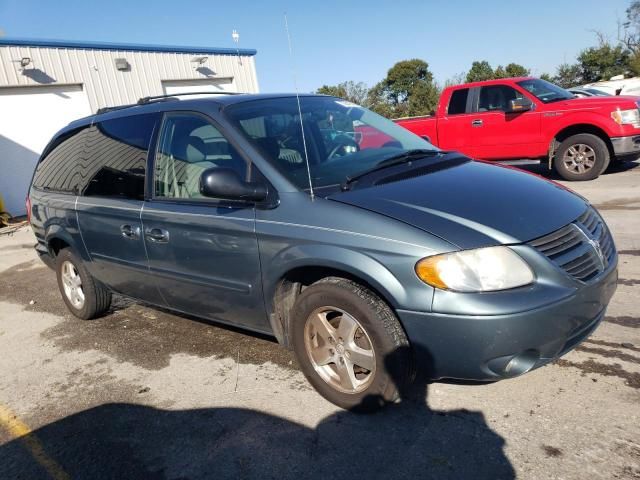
[28,93,617,411]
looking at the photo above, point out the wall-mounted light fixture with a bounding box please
[191,56,208,66]
[114,58,130,71]
[20,57,31,68]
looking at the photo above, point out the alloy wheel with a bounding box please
[562,143,596,174]
[61,260,85,309]
[303,306,376,394]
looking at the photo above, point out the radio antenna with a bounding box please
[284,13,314,200]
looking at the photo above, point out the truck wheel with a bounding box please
[56,248,111,320]
[290,277,412,412]
[553,134,609,181]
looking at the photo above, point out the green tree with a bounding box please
[366,82,395,118]
[367,59,439,118]
[317,84,347,98]
[539,72,554,82]
[504,63,530,77]
[316,81,369,106]
[465,61,494,82]
[577,42,630,82]
[553,63,582,88]
[493,65,507,79]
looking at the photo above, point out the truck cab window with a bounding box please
[447,89,469,115]
[478,86,524,112]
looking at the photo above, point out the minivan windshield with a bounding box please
[516,78,574,104]
[224,96,437,192]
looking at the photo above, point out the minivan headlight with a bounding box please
[415,246,534,292]
[611,108,640,126]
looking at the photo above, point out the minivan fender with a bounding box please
[263,244,410,342]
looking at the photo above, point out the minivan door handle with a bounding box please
[145,228,170,243]
[471,119,483,127]
[120,224,141,240]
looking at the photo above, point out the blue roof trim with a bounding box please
[0,37,257,56]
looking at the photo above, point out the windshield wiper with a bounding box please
[341,149,439,191]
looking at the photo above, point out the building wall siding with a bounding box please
[0,45,258,111]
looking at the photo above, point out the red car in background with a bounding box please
[395,77,640,180]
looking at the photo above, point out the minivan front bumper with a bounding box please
[397,263,618,381]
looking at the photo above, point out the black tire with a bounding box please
[56,247,111,320]
[553,133,609,181]
[290,277,411,412]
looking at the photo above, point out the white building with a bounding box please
[0,38,259,216]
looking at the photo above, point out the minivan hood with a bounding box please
[328,157,588,249]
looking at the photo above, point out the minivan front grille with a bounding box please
[528,208,615,282]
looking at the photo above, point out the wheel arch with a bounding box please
[264,246,408,348]
[44,224,82,259]
[549,123,614,168]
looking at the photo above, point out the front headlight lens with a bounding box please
[415,246,534,292]
[611,108,640,126]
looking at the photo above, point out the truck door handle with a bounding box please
[120,224,141,240]
[145,228,170,243]
[471,119,483,127]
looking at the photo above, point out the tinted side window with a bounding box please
[447,89,469,115]
[478,85,524,112]
[155,114,247,200]
[80,113,158,200]
[32,127,89,194]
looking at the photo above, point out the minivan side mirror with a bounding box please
[200,168,268,202]
[505,98,533,113]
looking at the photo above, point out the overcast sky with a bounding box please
[0,0,631,92]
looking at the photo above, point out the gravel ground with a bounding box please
[0,161,638,480]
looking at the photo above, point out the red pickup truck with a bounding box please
[395,77,640,180]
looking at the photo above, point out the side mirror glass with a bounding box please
[505,98,533,113]
[200,168,268,202]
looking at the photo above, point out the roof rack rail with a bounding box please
[96,103,139,115]
[96,91,244,115]
[137,91,243,105]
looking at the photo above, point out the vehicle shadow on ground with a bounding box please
[0,347,515,480]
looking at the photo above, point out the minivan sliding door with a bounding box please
[75,113,164,305]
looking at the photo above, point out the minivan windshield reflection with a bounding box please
[224,96,437,192]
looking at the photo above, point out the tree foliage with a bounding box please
[577,42,630,82]
[552,63,583,88]
[367,59,439,118]
[466,61,529,82]
[316,81,369,106]
[465,61,494,83]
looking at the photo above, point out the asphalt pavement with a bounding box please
[0,160,638,480]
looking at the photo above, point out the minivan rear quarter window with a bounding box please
[32,127,89,194]
[82,113,158,200]
[32,113,158,199]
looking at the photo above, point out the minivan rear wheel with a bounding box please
[553,133,609,181]
[56,248,111,320]
[290,277,411,412]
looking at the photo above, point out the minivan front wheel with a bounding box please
[291,277,411,411]
[56,248,111,320]
[553,133,609,181]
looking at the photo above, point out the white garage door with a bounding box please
[0,84,92,216]
[162,78,237,97]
